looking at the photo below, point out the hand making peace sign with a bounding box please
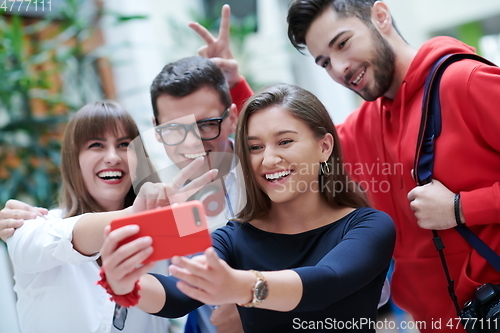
[188,5,241,88]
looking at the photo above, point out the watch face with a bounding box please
[255,280,269,300]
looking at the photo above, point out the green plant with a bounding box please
[0,0,146,208]
[0,13,68,208]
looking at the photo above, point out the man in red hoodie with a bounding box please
[289,1,500,331]
[189,1,500,331]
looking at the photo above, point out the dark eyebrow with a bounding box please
[86,136,131,142]
[247,130,298,141]
[276,130,298,136]
[314,31,349,65]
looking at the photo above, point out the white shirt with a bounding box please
[6,209,173,333]
[7,209,114,333]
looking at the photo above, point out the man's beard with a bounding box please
[356,27,396,101]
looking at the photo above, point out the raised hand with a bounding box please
[0,199,48,241]
[188,4,241,88]
[132,157,218,213]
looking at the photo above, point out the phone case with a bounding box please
[110,201,212,264]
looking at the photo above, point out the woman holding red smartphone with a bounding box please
[99,84,396,333]
[5,101,211,333]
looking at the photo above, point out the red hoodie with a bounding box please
[338,36,500,330]
[230,36,500,331]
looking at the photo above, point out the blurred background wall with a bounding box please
[99,0,500,128]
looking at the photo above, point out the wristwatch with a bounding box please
[238,270,269,308]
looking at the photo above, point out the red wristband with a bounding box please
[97,267,141,308]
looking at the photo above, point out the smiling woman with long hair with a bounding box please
[98,84,396,333]
[5,101,175,333]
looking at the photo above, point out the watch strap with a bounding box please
[237,270,267,308]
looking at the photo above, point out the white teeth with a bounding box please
[352,69,365,86]
[97,171,123,179]
[183,152,207,159]
[265,170,291,180]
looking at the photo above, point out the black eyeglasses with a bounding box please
[155,108,230,146]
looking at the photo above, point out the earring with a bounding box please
[320,161,330,175]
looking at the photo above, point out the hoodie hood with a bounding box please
[376,37,476,178]
[402,36,476,102]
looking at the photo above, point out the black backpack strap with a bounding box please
[414,53,496,185]
[413,53,498,315]
[455,225,500,272]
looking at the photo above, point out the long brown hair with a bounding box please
[58,101,140,218]
[235,83,369,222]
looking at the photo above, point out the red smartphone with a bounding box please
[110,201,212,264]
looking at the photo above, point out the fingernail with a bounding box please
[125,225,139,232]
[29,213,37,219]
[141,236,152,244]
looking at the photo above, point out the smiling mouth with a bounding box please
[97,170,123,181]
[351,68,366,86]
[264,170,292,182]
[182,152,207,159]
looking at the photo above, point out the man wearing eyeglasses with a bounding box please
[149,56,243,333]
[151,56,243,232]
[151,57,238,184]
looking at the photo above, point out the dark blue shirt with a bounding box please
[152,207,395,332]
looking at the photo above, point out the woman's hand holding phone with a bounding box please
[169,247,253,306]
[99,157,217,297]
[100,225,155,296]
